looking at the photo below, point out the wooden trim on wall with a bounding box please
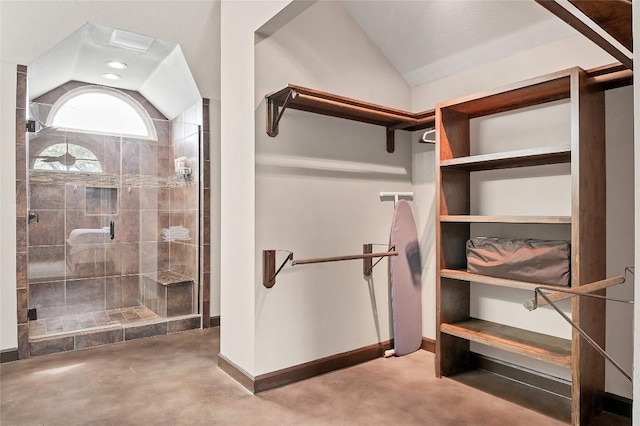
[474,353,632,418]
[218,340,391,394]
[421,337,435,353]
[209,316,220,327]
[475,354,571,398]
[603,392,633,419]
[218,354,256,393]
[254,340,391,392]
[1,349,19,363]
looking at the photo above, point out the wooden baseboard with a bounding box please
[603,392,632,419]
[421,337,435,353]
[0,348,19,363]
[218,340,391,394]
[218,354,256,392]
[476,354,632,419]
[209,316,220,327]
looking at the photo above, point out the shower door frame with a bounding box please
[13,65,212,359]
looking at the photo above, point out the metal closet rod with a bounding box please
[263,244,397,288]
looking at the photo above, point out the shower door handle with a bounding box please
[109,220,115,240]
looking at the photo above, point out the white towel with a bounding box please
[161,225,191,242]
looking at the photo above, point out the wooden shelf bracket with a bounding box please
[266,88,298,137]
[263,244,397,288]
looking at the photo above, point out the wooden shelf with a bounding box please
[440,215,571,224]
[440,146,571,171]
[438,70,572,118]
[266,84,435,131]
[437,63,630,118]
[440,269,570,291]
[440,318,572,368]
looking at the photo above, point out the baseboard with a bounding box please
[218,354,256,392]
[1,348,19,363]
[476,354,632,419]
[421,337,435,353]
[209,316,220,327]
[604,392,633,419]
[218,340,392,394]
[476,354,571,398]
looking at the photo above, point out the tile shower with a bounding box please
[23,81,204,356]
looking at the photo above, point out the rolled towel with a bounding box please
[161,225,191,242]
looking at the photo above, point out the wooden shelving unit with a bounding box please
[435,66,608,425]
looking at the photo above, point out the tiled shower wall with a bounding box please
[26,82,201,324]
[16,66,28,359]
[14,70,210,357]
[168,104,200,282]
[167,99,210,326]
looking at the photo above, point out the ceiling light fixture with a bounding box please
[109,29,154,52]
[106,61,128,70]
[102,73,122,80]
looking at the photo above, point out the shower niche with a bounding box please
[85,187,118,215]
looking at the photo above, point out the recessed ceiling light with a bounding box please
[106,61,127,70]
[102,73,122,80]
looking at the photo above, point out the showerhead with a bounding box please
[30,118,58,135]
[28,103,59,135]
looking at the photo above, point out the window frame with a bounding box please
[46,86,158,141]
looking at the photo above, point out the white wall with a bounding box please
[0,0,221,350]
[411,35,633,397]
[254,1,412,375]
[0,60,18,350]
[219,0,293,376]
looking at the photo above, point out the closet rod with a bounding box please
[292,250,397,266]
[263,245,397,288]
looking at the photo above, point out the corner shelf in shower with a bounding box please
[265,84,435,153]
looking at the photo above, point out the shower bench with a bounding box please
[141,271,195,318]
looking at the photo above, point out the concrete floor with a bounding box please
[0,328,629,425]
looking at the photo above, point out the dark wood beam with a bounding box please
[536,0,632,70]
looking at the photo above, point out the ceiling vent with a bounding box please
[109,29,154,52]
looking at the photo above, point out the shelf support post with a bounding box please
[386,128,395,153]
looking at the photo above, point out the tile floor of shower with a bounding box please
[29,305,161,337]
[27,305,201,357]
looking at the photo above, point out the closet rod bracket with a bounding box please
[266,89,298,137]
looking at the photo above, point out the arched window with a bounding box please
[47,86,157,140]
[33,142,102,172]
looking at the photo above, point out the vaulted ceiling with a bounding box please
[22,0,627,120]
[340,0,578,87]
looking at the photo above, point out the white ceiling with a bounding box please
[24,1,578,118]
[340,0,578,86]
[29,22,201,120]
